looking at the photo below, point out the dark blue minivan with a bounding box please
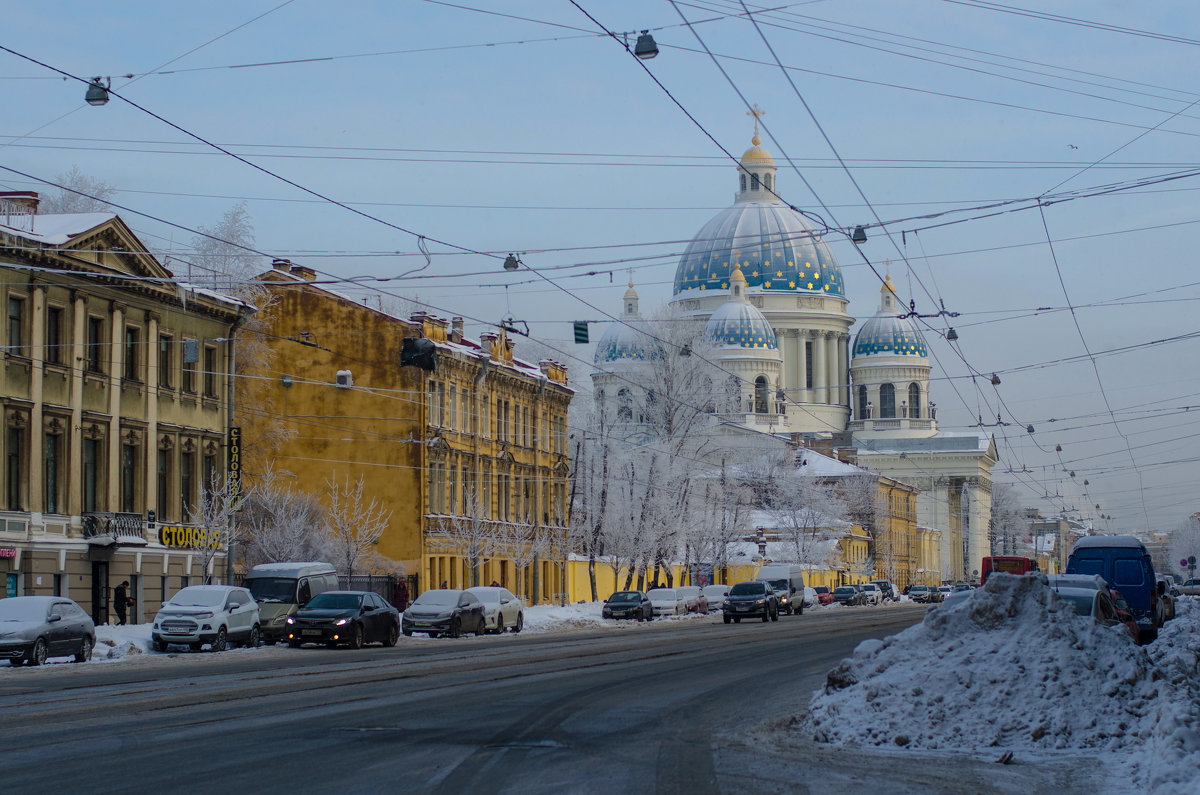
[1066,535,1158,643]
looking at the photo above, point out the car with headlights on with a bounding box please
[402,589,486,638]
[647,588,688,617]
[0,596,95,666]
[466,586,524,633]
[701,584,731,612]
[152,585,260,652]
[602,590,653,621]
[286,591,399,648]
[721,581,778,623]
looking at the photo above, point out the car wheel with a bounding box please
[449,618,461,639]
[385,624,399,647]
[761,610,770,623]
[734,617,741,623]
[75,636,93,663]
[349,624,364,650]
[402,627,413,637]
[771,608,779,622]
[513,612,524,633]
[212,627,228,653]
[475,618,486,637]
[153,640,167,653]
[29,637,48,666]
[723,615,731,624]
[245,625,260,649]
[10,658,24,666]
[427,631,440,639]
[495,615,504,635]
[191,642,203,651]
[288,639,301,648]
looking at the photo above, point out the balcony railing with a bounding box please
[82,512,145,542]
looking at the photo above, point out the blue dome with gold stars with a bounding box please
[594,321,654,365]
[852,277,928,359]
[704,300,778,350]
[673,203,844,298]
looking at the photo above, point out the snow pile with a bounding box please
[522,601,706,634]
[94,624,153,661]
[809,575,1200,792]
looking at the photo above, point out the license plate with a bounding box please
[302,629,322,636]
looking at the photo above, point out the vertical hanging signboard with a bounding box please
[227,427,242,496]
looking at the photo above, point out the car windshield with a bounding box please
[246,577,297,603]
[701,586,726,596]
[813,586,829,593]
[469,588,503,604]
[861,584,876,591]
[306,593,362,610]
[729,583,764,596]
[765,579,788,590]
[911,586,928,592]
[413,590,460,607]
[167,587,226,607]
[834,587,854,594]
[648,589,676,600]
[0,599,48,622]
[1058,593,1095,616]
[608,592,641,603]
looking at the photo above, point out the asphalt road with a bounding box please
[0,606,1105,794]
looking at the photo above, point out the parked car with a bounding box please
[1067,535,1159,643]
[872,580,897,602]
[467,586,525,633]
[647,588,688,617]
[285,591,399,648]
[758,564,806,615]
[1155,578,1176,623]
[401,589,486,638]
[907,584,936,603]
[858,583,883,605]
[721,581,778,623]
[1054,586,1132,639]
[936,586,953,602]
[832,585,864,606]
[937,589,973,611]
[812,585,834,606]
[1046,573,1109,592]
[0,596,95,666]
[243,561,339,644]
[801,587,819,608]
[1109,589,1142,642]
[152,585,260,652]
[602,590,653,621]
[675,586,709,614]
[1180,579,1200,597]
[701,585,731,612]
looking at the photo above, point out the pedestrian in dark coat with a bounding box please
[114,580,132,625]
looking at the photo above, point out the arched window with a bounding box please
[754,376,769,414]
[617,388,633,422]
[764,173,772,191]
[880,383,896,418]
[908,383,921,419]
[856,385,868,419]
[740,173,747,192]
[751,173,760,191]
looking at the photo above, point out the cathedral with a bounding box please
[591,126,997,582]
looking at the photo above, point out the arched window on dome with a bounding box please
[740,173,747,192]
[856,385,868,419]
[617,388,633,423]
[751,173,760,191]
[754,376,769,414]
[908,383,921,419]
[764,173,772,192]
[880,383,896,418]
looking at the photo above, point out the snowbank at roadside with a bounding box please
[522,601,707,634]
[808,575,1200,792]
[94,623,153,661]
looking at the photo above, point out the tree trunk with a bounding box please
[588,554,598,602]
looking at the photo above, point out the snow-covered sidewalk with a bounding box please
[806,575,1200,793]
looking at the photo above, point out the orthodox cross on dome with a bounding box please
[627,266,634,289]
[747,104,765,141]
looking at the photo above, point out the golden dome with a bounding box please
[740,135,775,166]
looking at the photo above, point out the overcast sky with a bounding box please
[2,0,1197,532]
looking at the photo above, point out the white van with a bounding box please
[758,564,806,615]
[244,562,339,642]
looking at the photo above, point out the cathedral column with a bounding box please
[796,332,809,403]
[837,334,850,406]
[812,332,827,404]
[824,332,838,405]
[782,330,797,393]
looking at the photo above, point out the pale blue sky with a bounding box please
[2,1,1198,535]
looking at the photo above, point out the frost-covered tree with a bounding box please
[40,166,115,214]
[767,457,848,567]
[432,488,499,588]
[186,472,247,584]
[322,474,391,578]
[241,467,325,565]
[1169,515,1200,578]
[989,483,1027,557]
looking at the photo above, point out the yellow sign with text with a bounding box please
[158,525,223,549]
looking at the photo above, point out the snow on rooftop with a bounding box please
[796,448,865,477]
[0,211,115,245]
[808,575,1200,792]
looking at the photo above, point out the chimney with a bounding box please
[272,258,292,271]
[480,331,498,359]
[0,191,39,214]
[289,264,316,281]
[451,317,464,343]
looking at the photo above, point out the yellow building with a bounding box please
[871,475,923,589]
[247,262,572,602]
[0,192,248,622]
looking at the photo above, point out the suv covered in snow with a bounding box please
[152,585,260,652]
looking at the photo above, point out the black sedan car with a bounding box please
[602,590,653,621]
[832,585,865,605]
[0,596,95,666]
[402,589,487,638]
[721,581,778,624]
[285,591,399,649]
